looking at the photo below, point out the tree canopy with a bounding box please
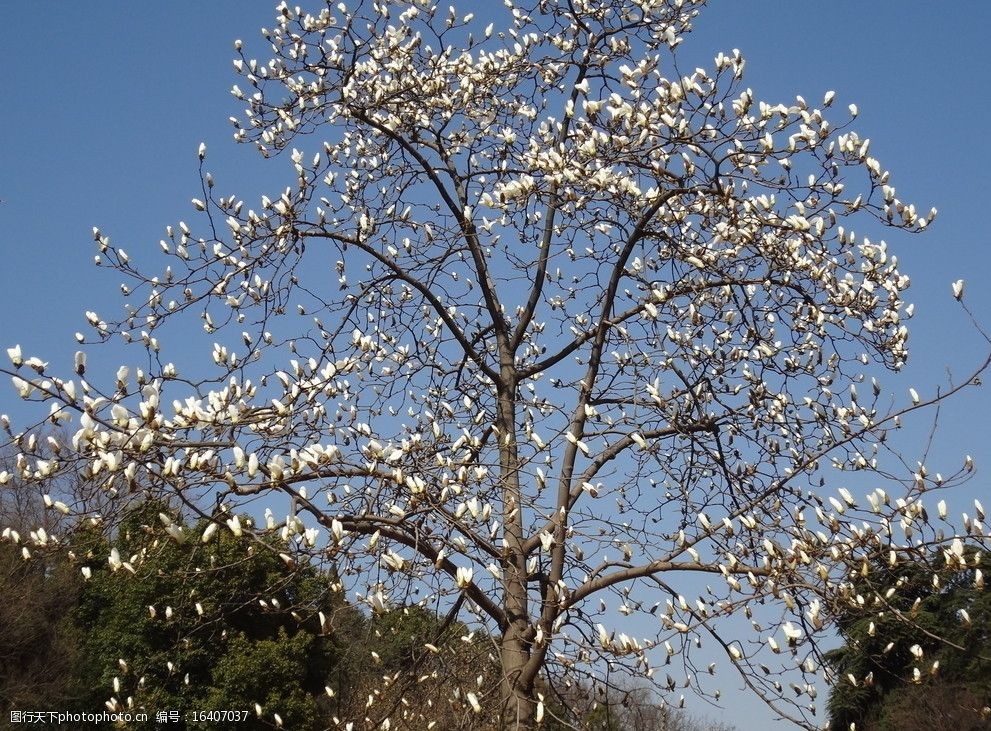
[48,501,341,728]
[826,544,991,730]
[2,0,989,728]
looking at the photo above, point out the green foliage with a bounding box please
[330,603,506,728]
[364,604,454,670]
[203,629,324,729]
[826,546,991,730]
[0,541,79,713]
[64,501,339,728]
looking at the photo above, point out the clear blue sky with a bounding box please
[2,2,990,728]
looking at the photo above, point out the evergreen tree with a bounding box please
[65,502,343,729]
[826,545,991,730]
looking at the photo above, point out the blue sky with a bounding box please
[2,2,990,727]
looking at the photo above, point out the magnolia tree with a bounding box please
[3,0,990,728]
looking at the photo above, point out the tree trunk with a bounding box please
[496,369,536,729]
[500,625,536,729]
